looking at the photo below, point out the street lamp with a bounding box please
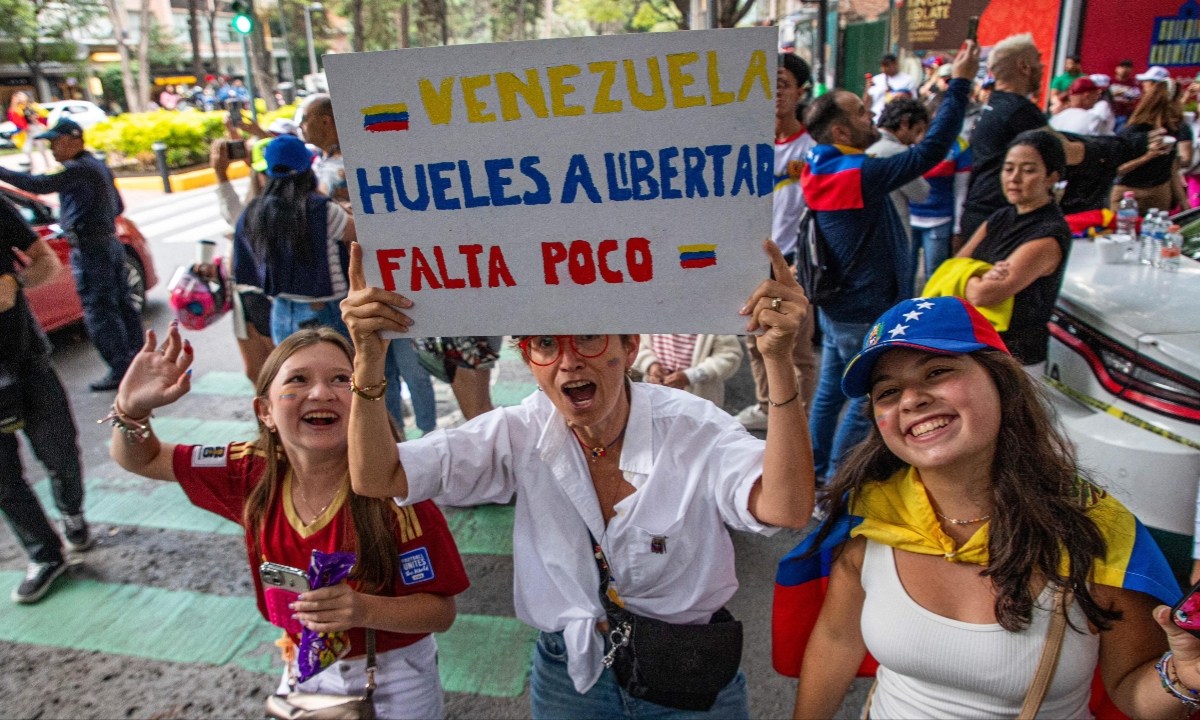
[304,2,324,81]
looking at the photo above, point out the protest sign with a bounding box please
[325,28,775,335]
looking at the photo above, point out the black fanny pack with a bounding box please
[589,533,743,711]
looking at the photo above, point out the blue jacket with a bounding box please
[0,151,123,242]
[800,78,970,323]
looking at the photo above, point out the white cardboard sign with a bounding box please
[324,28,775,335]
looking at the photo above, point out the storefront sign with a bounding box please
[1150,1,1200,67]
[901,0,988,51]
[325,29,775,336]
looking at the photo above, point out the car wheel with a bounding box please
[123,248,147,315]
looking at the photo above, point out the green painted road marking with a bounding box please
[35,475,241,535]
[151,416,259,446]
[437,614,537,697]
[188,371,256,397]
[36,476,513,552]
[443,504,514,555]
[0,572,534,697]
[492,381,538,408]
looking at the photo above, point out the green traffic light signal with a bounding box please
[232,12,253,34]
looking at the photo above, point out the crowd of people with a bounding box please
[5,27,1200,720]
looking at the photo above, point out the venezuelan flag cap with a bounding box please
[841,296,1008,398]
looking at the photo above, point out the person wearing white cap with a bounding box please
[1114,71,1192,213]
[1089,74,1116,135]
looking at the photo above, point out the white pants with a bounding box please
[277,634,444,720]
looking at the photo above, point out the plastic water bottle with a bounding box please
[1150,211,1168,266]
[1116,191,1139,237]
[1161,224,1183,271]
[1138,210,1159,264]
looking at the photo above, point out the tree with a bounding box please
[188,0,205,79]
[0,0,97,101]
[137,0,152,110]
[100,0,141,111]
[244,0,280,110]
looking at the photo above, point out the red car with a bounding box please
[3,185,157,332]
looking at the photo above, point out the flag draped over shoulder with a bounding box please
[772,466,1181,717]
[799,144,867,212]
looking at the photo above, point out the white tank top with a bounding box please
[860,540,1098,719]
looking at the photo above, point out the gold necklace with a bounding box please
[935,510,992,525]
[293,472,345,524]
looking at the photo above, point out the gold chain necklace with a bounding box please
[935,510,992,525]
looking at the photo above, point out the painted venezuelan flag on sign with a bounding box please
[361,103,410,132]
[678,244,717,269]
[772,468,1181,720]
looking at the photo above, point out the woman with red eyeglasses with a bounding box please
[340,240,815,719]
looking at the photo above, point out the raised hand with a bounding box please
[116,322,193,418]
[740,240,810,360]
[951,39,981,82]
[339,241,415,367]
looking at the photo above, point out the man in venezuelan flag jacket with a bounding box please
[799,44,976,482]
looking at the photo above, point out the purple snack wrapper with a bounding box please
[296,549,357,682]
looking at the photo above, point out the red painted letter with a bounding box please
[460,244,484,288]
[410,247,443,291]
[597,239,623,283]
[542,241,568,285]
[487,246,517,287]
[627,237,653,282]
[377,248,407,292]
[432,246,466,289]
[568,239,597,285]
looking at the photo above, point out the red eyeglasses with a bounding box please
[517,335,611,366]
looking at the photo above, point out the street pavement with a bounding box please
[0,180,871,718]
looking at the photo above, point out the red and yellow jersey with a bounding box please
[173,441,469,657]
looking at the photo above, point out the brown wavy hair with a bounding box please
[1129,80,1185,134]
[807,349,1122,632]
[242,327,400,595]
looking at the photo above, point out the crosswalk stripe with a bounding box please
[35,477,516,552]
[0,572,535,697]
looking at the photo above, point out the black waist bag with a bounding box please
[589,531,743,711]
[607,605,743,711]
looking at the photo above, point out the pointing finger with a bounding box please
[348,241,366,293]
[764,239,797,287]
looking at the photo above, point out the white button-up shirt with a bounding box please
[397,382,772,692]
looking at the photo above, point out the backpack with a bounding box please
[793,206,857,306]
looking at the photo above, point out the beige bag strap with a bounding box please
[1017,588,1069,720]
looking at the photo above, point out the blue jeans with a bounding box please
[70,238,142,374]
[911,221,953,279]
[808,312,873,481]
[269,297,349,345]
[385,340,437,434]
[0,358,82,564]
[529,630,749,720]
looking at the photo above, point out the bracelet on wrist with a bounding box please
[1155,651,1200,712]
[350,377,387,401]
[98,401,154,444]
[768,390,800,408]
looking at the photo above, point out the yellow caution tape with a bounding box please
[1042,376,1200,452]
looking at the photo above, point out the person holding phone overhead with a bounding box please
[107,324,468,719]
[787,295,1200,719]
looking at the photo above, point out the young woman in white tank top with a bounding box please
[791,296,1199,719]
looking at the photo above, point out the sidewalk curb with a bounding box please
[114,160,251,193]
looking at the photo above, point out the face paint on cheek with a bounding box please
[278,393,298,400]
[607,358,621,368]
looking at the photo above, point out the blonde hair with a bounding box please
[989,33,1039,84]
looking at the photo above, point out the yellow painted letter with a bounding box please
[666,52,705,109]
[588,61,623,114]
[736,49,771,103]
[625,57,666,112]
[496,69,549,121]
[707,51,735,106]
[547,64,585,117]
[418,76,456,125]
[461,74,496,123]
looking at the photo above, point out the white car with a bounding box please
[0,100,109,145]
[1043,237,1200,585]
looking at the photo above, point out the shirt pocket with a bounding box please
[618,516,688,593]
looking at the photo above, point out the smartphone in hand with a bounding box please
[1171,578,1200,638]
[226,99,243,127]
[260,561,309,634]
[966,16,979,42]
[226,139,247,160]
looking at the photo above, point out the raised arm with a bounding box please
[342,241,415,499]
[0,164,72,196]
[108,323,194,482]
[742,240,816,528]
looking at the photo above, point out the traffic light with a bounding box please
[230,0,254,35]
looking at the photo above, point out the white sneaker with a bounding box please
[734,404,769,431]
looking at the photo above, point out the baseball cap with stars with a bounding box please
[841,296,1009,398]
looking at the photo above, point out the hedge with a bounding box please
[88,104,297,172]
